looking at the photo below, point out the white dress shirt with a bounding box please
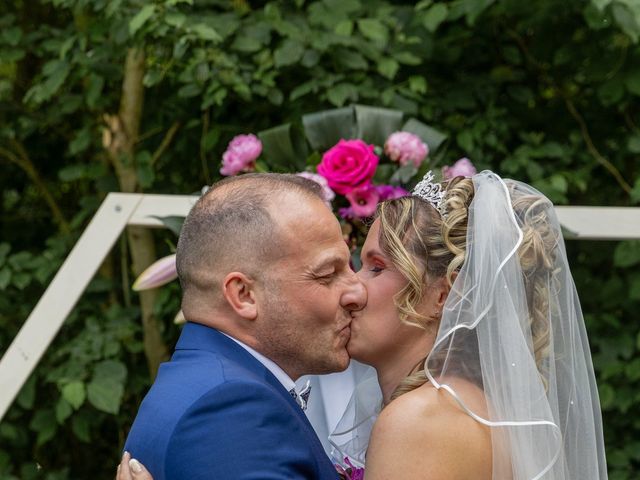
[221,332,296,393]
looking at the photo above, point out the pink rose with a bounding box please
[345,183,380,218]
[220,134,262,176]
[375,184,409,201]
[296,172,336,204]
[317,139,379,195]
[384,131,429,168]
[442,157,477,180]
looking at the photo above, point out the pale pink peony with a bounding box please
[375,184,410,201]
[442,157,477,180]
[345,183,380,218]
[384,131,429,167]
[220,134,262,176]
[296,171,336,204]
[317,139,379,195]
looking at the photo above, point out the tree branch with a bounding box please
[565,98,632,193]
[0,141,71,234]
[508,27,632,195]
[150,121,180,167]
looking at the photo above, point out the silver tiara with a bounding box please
[412,171,447,217]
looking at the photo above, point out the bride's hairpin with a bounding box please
[412,171,447,217]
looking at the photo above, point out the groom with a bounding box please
[123,173,366,479]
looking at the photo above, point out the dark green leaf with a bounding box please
[274,39,305,67]
[72,415,91,443]
[94,360,127,384]
[327,83,358,106]
[614,240,640,267]
[0,267,11,290]
[55,398,73,424]
[335,20,354,36]
[377,58,399,79]
[357,19,388,44]
[62,381,86,410]
[129,5,156,35]
[87,378,124,415]
[422,4,448,32]
[190,24,222,42]
[16,375,36,409]
[151,216,184,236]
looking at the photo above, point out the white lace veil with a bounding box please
[330,171,608,479]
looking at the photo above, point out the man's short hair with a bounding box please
[176,173,324,297]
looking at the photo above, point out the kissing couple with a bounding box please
[118,171,607,479]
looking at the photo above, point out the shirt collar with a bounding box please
[221,332,296,392]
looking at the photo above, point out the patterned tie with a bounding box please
[289,380,312,411]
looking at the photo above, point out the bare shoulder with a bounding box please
[365,381,492,480]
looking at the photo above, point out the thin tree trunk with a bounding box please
[104,47,168,379]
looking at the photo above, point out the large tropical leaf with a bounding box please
[354,104,403,146]
[401,118,447,154]
[302,106,356,151]
[258,123,308,171]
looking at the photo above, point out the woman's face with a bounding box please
[347,219,429,367]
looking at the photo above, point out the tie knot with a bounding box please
[289,380,311,411]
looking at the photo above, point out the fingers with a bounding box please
[127,455,154,480]
[116,452,153,480]
[117,452,132,480]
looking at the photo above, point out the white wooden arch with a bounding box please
[1,193,639,448]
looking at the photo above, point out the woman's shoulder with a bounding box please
[365,381,492,479]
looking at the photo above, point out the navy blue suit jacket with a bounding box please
[124,322,338,480]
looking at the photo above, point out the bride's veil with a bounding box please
[426,171,607,479]
[330,171,607,479]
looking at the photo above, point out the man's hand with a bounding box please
[117,452,154,480]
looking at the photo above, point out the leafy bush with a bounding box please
[0,0,639,477]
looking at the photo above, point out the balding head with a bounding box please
[176,173,325,312]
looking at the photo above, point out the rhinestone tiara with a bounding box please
[412,171,447,217]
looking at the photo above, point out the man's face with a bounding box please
[255,193,367,379]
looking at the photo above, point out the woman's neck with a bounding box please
[375,337,434,406]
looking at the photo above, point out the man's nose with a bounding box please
[341,271,367,311]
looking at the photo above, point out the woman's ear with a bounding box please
[222,272,257,320]
[436,272,456,308]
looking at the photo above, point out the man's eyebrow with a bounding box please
[312,254,348,270]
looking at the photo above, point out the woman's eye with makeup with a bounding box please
[370,265,384,273]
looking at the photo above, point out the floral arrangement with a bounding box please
[133,105,476,309]
[335,457,365,480]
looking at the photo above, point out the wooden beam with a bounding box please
[0,193,143,419]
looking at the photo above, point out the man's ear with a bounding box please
[222,272,257,320]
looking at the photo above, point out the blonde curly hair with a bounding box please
[377,177,557,401]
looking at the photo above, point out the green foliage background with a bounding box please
[1,0,639,477]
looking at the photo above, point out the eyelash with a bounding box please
[317,273,335,283]
[370,265,384,273]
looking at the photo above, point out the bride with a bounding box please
[118,170,608,479]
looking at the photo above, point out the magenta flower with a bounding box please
[442,157,477,180]
[220,134,262,176]
[345,183,380,218]
[317,139,379,195]
[384,131,429,167]
[376,184,410,201]
[335,458,365,480]
[296,171,336,205]
[132,254,177,291]
[338,206,357,220]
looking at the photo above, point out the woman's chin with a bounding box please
[346,342,365,363]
